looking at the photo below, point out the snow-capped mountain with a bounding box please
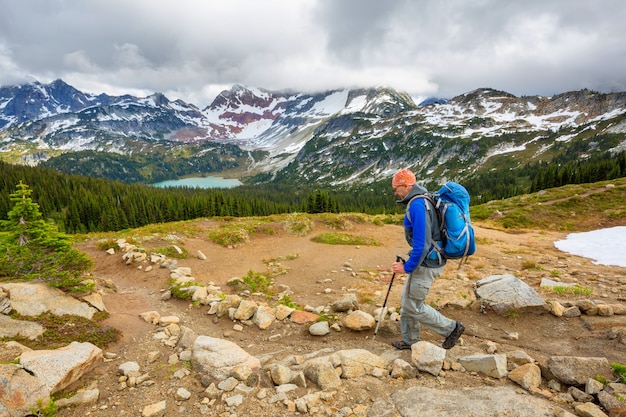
[1,79,625,187]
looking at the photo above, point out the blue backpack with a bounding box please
[409,182,476,261]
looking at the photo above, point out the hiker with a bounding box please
[390,168,465,350]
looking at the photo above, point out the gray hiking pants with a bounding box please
[400,265,456,345]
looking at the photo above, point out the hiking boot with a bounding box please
[442,321,465,349]
[391,340,413,350]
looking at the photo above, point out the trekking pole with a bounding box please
[372,255,405,342]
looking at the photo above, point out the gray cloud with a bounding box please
[1,0,625,106]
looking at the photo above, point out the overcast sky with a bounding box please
[1,0,625,107]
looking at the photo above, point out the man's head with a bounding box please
[392,169,416,198]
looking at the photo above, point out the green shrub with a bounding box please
[227,270,272,294]
[612,362,626,384]
[311,232,379,246]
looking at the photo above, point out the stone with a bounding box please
[574,402,609,417]
[290,310,319,324]
[118,361,140,376]
[0,314,45,340]
[392,386,557,416]
[275,304,295,320]
[234,299,258,321]
[391,358,418,379]
[270,364,292,385]
[19,341,103,393]
[342,310,375,331]
[0,363,51,417]
[142,400,167,417]
[475,274,548,315]
[547,356,613,385]
[303,357,342,390]
[309,321,331,336]
[331,294,359,312]
[81,292,107,312]
[139,311,161,324]
[458,353,508,378]
[336,349,390,379]
[192,336,260,380]
[252,304,276,329]
[55,388,99,408]
[411,341,446,376]
[175,387,191,401]
[508,363,542,390]
[1,283,97,319]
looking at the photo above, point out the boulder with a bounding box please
[1,283,98,319]
[19,341,103,393]
[474,274,548,315]
[192,336,260,380]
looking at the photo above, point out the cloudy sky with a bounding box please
[1,0,625,107]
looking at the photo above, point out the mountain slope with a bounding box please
[1,80,625,189]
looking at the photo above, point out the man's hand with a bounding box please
[391,261,406,274]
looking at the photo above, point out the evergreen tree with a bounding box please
[0,182,93,293]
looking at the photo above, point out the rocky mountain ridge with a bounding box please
[1,80,625,187]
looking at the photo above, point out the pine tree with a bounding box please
[0,181,93,293]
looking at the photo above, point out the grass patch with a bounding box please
[311,232,379,246]
[283,213,314,236]
[209,226,250,247]
[472,178,626,231]
[151,245,189,259]
[520,260,542,270]
[5,312,121,350]
[548,285,593,296]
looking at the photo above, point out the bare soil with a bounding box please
[59,218,626,416]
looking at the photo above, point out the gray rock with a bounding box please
[547,356,613,386]
[336,349,389,379]
[309,321,330,336]
[192,335,261,380]
[0,314,45,340]
[1,283,98,319]
[142,400,167,417]
[0,363,51,417]
[411,341,446,376]
[392,386,555,416]
[475,274,548,315]
[331,294,359,312]
[507,363,542,390]
[19,341,103,393]
[342,310,375,330]
[55,388,99,408]
[303,357,342,390]
[458,353,508,378]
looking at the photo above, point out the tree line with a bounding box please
[1,149,624,234]
[0,161,354,233]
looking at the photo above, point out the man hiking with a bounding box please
[390,168,464,350]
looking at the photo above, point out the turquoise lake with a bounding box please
[152,176,242,189]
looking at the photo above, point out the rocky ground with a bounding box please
[47,216,626,416]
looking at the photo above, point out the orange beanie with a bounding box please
[392,169,416,187]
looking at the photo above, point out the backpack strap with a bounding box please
[405,195,444,263]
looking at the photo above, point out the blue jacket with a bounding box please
[398,185,446,273]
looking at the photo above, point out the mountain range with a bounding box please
[1,79,625,190]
